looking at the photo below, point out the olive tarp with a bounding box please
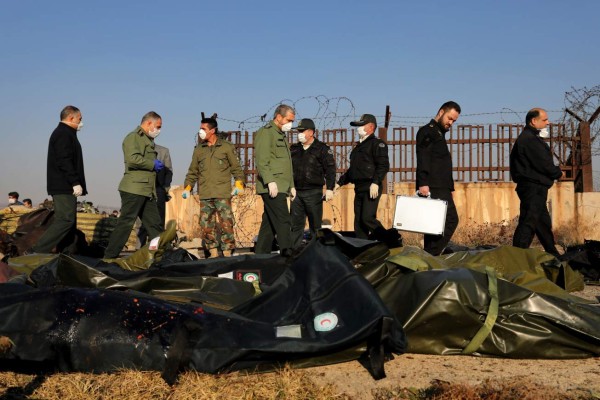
[0,229,599,384]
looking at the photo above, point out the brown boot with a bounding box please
[222,249,232,257]
[208,248,219,258]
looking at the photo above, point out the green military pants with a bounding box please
[104,191,163,258]
[33,194,77,253]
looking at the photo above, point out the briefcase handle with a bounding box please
[414,190,431,199]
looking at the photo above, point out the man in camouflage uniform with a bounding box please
[183,117,245,257]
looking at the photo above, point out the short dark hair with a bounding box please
[60,105,80,121]
[23,198,31,203]
[273,104,295,119]
[201,117,218,130]
[8,192,19,198]
[141,111,161,124]
[525,108,543,126]
[439,101,461,114]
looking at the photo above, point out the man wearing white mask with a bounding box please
[104,111,165,259]
[290,118,336,248]
[182,117,245,258]
[254,104,296,256]
[510,108,563,256]
[416,101,461,255]
[336,114,389,239]
[29,105,87,254]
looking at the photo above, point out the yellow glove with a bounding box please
[182,185,192,199]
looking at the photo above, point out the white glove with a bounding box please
[325,190,334,201]
[334,183,341,194]
[369,183,379,199]
[268,182,278,198]
[290,187,297,201]
[73,185,83,197]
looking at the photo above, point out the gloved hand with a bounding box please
[231,180,245,196]
[268,182,278,198]
[182,185,192,199]
[334,183,341,194]
[369,183,379,199]
[325,189,334,201]
[72,185,83,197]
[153,159,164,172]
[290,187,297,201]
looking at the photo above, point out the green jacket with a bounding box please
[118,126,158,197]
[254,121,294,195]
[184,138,245,199]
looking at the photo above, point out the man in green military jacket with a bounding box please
[254,104,296,257]
[104,111,165,259]
[182,117,245,258]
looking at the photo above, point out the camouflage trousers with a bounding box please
[199,198,235,251]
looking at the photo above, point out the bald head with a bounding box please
[526,108,549,130]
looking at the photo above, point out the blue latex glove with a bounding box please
[153,159,164,172]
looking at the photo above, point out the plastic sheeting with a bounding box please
[0,232,406,382]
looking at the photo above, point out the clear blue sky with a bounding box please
[1,0,598,208]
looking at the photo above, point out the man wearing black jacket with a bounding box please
[290,119,336,247]
[336,114,389,239]
[510,108,563,256]
[31,105,87,254]
[416,101,461,255]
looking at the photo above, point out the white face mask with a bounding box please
[8,198,16,204]
[357,126,367,138]
[198,129,207,141]
[76,121,84,131]
[281,122,293,132]
[148,129,160,139]
[539,127,550,138]
[298,133,306,144]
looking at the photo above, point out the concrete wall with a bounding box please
[166,182,600,248]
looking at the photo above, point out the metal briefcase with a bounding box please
[393,195,447,235]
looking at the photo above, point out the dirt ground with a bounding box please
[308,284,600,398]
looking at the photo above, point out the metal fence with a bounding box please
[223,122,583,191]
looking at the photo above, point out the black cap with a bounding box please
[294,118,315,131]
[350,114,377,127]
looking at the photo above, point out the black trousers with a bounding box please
[255,193,292,254]
[353,188,384,239]
[513,182,558,256]
[104,191,163,258]
[290,188,323,248]
[33,194,77,253]
[424,188,459,256]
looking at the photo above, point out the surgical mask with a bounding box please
[148,129,160,139]
[8,198,16,204]
[539,127,550,139]
[298,133,306,144]
[76,122,84,131]
[281,122,293,132]
[357,126,367,138]
[198,129,207,141]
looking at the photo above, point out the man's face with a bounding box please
[436,109,460,131]
[530,110,549,130]
[65,112,82,128]
[275,111,295,129]
[201,123,216,141]
[364,122,375,135]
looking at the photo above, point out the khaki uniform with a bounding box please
[184,138,244,199]
[184,138,245,252]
